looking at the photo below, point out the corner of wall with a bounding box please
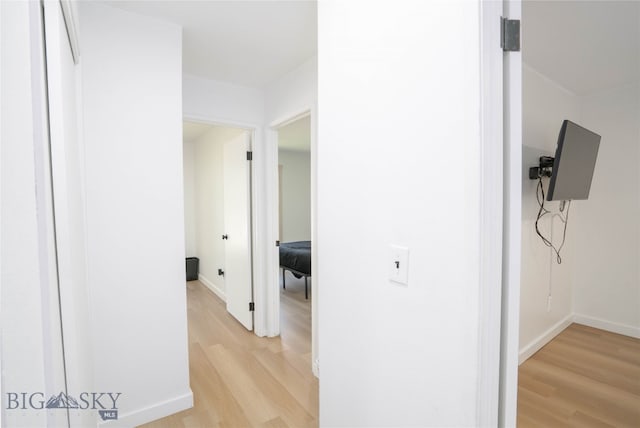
[98,390,193,428]
[518,314,573,364]
[198,274,226,302]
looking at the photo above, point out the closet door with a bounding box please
[223,132,253,330]
[44,1,94,426]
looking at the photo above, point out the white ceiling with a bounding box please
[106,1,317,88]
[523,0,640,96]
[278,115,310,152]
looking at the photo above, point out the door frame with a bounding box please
[182,114,266,334]
[265,106,319,376]
[477,0,522,426]
[498,0,523,426]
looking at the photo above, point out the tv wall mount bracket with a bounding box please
[529,156,554,180]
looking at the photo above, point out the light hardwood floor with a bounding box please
[140,272,317,428]
[518,323,640,427]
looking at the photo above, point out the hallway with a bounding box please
[142,279,317,427]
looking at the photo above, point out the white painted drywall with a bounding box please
[183,74,264,126]
[318,1,481,425]
[183,140,197,257]
[264,55,317,357]
[519,64,581,361]
[1,3,64,426]
[78,3,191,425]
[265,56,317,123]
[190,126,245,298]
[182,53,317,342]
[520,63,640,358]
[182,73,276,337]
[573,83,640,337]
[278,149,311,242]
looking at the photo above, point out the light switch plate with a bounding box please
[389,245,409,285]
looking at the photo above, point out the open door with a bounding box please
[223,132,254,330]
[43,1,94,426]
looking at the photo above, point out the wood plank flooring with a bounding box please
[140,272,317,428]
[518,323,640,427]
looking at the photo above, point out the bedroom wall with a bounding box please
[183,139,197,257]
[79,3,191,425]
[520,64,640,360]
[191,125,246,299]
[318,1,482,425]
[519,63,581,362]
[278,149,311,242]
[572,83,640,337]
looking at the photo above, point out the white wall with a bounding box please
[278,149,311,242]
[264,55,318,359]
[519,64,581,361]
[1,2,65,426]
[318,1,481,425]
[79,3,191,425]
[573,83,640,337]
[183,74,264,126]
[520,64,640,361]
[182,73,278,337]
[183,140,197,257]
[265,56,317,123]
[188,126,246,299]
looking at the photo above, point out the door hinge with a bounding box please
[246,151,253,161]
[501,17,520,52]
[249,302,255,311]
[276,240,280,247]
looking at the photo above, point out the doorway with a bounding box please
[495,0,640,425]
[182,120,255,330]
[275,115,312,355]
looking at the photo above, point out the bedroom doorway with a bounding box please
[182,119,255,330]
[274,113,313,361]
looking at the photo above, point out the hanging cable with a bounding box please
[534,176,571,264]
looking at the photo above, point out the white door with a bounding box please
[43,1,94,426]
[223,132,253,330]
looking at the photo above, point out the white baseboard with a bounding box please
[98,390,193,427]
[198,274,226,302]
[573,314,640,339]
[519,314,573,365]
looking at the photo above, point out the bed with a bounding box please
[279,241,312,299]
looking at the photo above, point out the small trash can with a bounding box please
[186,257,199,281]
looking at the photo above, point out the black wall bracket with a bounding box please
[529,156,554,180]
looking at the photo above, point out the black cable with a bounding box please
[555,200,571,263]
[534,176,570,264]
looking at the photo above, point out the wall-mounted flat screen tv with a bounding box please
[547,120,601,201]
